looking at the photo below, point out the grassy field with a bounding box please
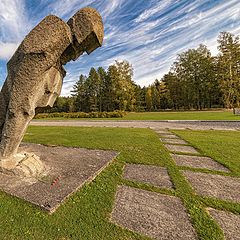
[0,126,239,239]
[35,110,240,121]
[123,110,240,120]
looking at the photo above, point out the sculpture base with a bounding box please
[0,143,118,213]
[0,152,45,177]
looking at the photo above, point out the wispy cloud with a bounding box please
[134,0,172,23]
[0,0,30,59]
[0,42,19,59]
[1,0,240,96]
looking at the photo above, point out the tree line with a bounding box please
[43,31,240,113]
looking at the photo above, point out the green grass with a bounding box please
[0,126,239,239]
[35,110,240,121]
[123,110,240,120]
[172,129,240,177]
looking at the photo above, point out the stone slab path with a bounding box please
[161,138,188,144]
[164,144,199,154]
[123,164,173,189]
[159,134,180,139]
[111,186,197,240]
[183,170,240,202]
[110,128,239,240]
[0,143,117,213]
[208,208,240,240]
[171,154,229,172]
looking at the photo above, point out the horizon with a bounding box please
[0,0,240,96]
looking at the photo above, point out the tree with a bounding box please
[97,67,107,112]
[86,67,102,112]
[172,44,217,109]
[217,32,240,108]
[114,60,136,111]
[71,74,87,112]
[145,87,152,111]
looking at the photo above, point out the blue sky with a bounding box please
[0,0,240,96]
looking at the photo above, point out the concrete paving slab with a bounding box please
[183,171,240,202]
[208,208,240,240]
[154,130,170,134]
[164,144,199,154]
[0,143,118,213]
[161,138,188,145]
[111,186,197,240]
[159,134,180,139]
[123,164,173,189]
[171,154,229,172]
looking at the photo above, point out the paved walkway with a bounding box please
[31,120,240,130]
[30,120,240,239]
[111,129,240,240]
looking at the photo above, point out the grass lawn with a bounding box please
[123,110,240,120]
[0,126,239,239]
[35,110,240,121]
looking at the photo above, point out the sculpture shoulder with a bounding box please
[18,15,72,54]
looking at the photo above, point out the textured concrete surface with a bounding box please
[30,120,240,131]
[164,144,199,154]
[154,129,170,134]
[159,134,180,139]
[111,186,197,240]
[0,143,117,213]
[0,7,104,159]
[183,171,240,202]
[123,164,173,189]
[161,138,188,145]
[171,154,229,172]
[208,208,240,240]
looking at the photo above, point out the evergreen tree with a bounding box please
[71,74,87,112]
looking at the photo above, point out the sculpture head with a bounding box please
[60,7,104,64]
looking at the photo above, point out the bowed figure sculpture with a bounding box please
[0,7,104,176]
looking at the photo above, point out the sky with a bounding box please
[0,0,240,96]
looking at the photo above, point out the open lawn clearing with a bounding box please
[35,110,240,121]
[172,129,240,176]
[0,126,238,239]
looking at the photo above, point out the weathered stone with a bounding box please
[208,208,240,240]
[183,170,240,202]
[155,129,170,134]
[160,134,180,139]
[0,143,117,213]
[164,144,199,154]
[123,164,173,189]
[0,152,45,177]
[0,7,104,177]
[171,154,229,172]
[161,138,188,145]
[111,186,197,240]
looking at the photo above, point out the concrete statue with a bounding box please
[0,7,104,177]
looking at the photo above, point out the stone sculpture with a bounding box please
[0,7,104,177]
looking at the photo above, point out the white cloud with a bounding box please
[49,0,95,18]
[0,42,19,59]
[0,0,29,60]
[135,0,172,23]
